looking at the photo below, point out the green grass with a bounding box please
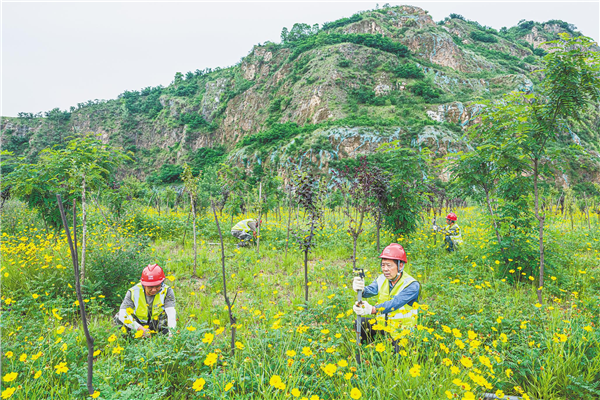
[1,201,599,399]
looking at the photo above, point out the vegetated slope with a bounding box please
[2,5,598,183]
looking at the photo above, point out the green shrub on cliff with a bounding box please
[470,31,498,43]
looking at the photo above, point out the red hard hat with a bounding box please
[446,213,457,221]
[379,243,407,263]
[141,264,165,286]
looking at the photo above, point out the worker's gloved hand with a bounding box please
[433,225,439,232]
[352,277,365,292]
[353,300,373,316]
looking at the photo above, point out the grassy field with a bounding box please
[1,201,599,400]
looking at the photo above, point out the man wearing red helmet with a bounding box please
[434,212,463,252]
[352,243,420,346]
[115,264,177,337]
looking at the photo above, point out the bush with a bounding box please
[337,59,351,68]
[449,13,466,21]
[239,122,317,151]
[147,164,184,184]
[289,33,409,60]
[179,113,209,131]
[470,31,498,43]
[409,80,441,102]
[86,243,154,310]
[352,86,377,104]
[120,86,164,119]
[192,146,226,173]
[174,83,197,97]
[523,55,536,64]
[322,13,363,31]
[393,63,425,79]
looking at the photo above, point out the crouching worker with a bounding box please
[114,264,176,337]
[352,243,420,351]
[231,218,259,248]
[434,212,463,252]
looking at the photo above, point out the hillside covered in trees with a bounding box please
[2,5,599,187]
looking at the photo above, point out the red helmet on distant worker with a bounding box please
[446,213,457,221]
[141,264,165,286]
[379,243,407,263]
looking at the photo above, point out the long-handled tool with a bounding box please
[354,267,365,364]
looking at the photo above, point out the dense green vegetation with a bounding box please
[286,32,409,60]
[321,13,363,31]
[1,192,599,399]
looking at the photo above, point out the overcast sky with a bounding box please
[2,1,599,117]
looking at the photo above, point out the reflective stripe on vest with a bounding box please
[442,223,463,245]
[232,219,253,233]
[128,283,169,324]
[376,272,418,327]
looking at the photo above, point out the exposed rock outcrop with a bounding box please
[426,101,485,127]
[402,31,472,72]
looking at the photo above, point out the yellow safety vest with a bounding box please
[127,283,169,324]
[375,272,418,336]
[232,219,255,233]
[440,223,463,245]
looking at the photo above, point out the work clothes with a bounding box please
[438,222,463,252]
[232,230,253,246]
[231,219,257,233]
[115,283,176,334]
[362,272,420,338]
[231,219,257,247]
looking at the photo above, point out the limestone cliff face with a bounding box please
[426,102,485,127]
[521,25,564,50]
[441,19,532,59]
[343,18,389,36]
[402,30,473,72]
[386,5,436,29]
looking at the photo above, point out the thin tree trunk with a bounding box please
[73,200,79,272]
[256,182,262,257]
[376,222,381,254]
[583,194,591,231]
[534,159,544,304]
[192,195,197,277]
[182,208,192,247]
[285,194,292,259]
[304,248,309,302]
[352,235,358,269]
[211,200,237,354]
[304,218,315,302]
[56,194,94,395]
[570,208,574,231]
[485,188,502,246]
[80,179,87,283]
[433,207,437,246]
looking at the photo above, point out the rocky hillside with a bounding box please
[2,5,598,183]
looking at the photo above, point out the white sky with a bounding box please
[2,1,599,117]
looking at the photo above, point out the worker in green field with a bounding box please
[352,243,420,349]
[231,218,260,248]
[434,212,463,252]
[114,264,177,337]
